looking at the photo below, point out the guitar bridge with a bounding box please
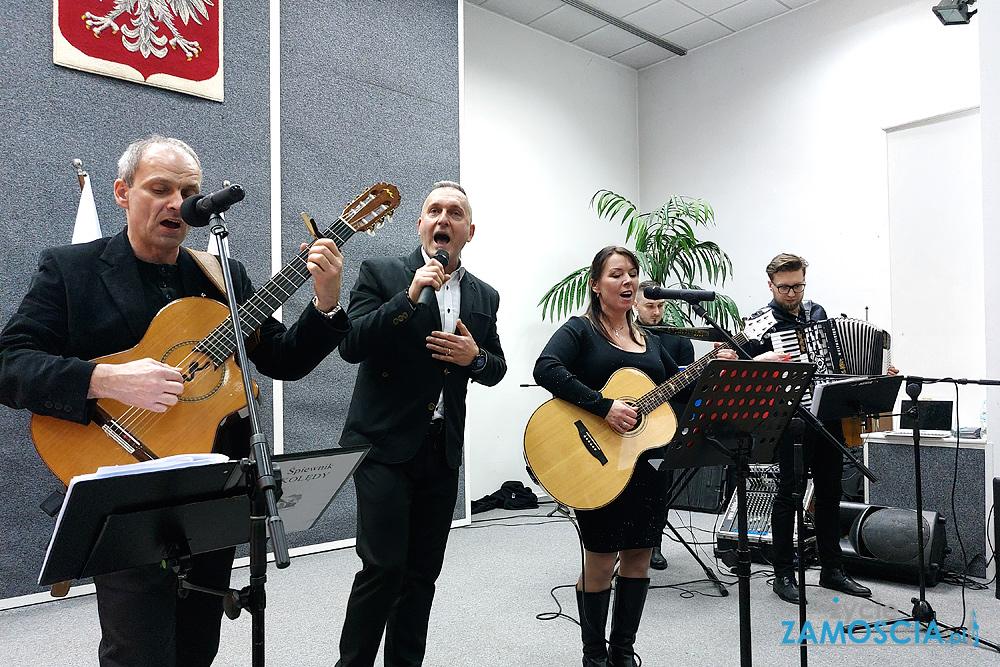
[574,420,608,465]
[95,410,158,463]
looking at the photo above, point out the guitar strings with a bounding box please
[630,334,749,418]
[108,215,360,450]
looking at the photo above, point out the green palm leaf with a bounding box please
[540,190,742,330]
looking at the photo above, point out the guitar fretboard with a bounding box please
[194,216,358,366]
[633,332,751,416]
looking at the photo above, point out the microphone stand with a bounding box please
[205,212,290,667]
[851,375,1000,652]
[680,295,879,666]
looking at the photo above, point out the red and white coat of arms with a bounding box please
[53,0,224,101]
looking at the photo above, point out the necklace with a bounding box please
[612,323,627,338]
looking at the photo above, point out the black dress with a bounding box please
[533,316,682,552]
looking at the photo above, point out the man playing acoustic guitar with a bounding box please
[0,135,350,667]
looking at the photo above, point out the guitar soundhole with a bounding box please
[623,399,643,433]
[163,341,227,402]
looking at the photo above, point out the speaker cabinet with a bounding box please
[865,436,987,577]
[839,501,949,585]
[994,477,999,600]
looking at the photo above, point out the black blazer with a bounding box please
[0,229,348,446]
[339,248,505,468]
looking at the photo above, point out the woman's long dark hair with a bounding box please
[585,245,644,346]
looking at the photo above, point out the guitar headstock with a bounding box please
[344,182,400,236]
[743,309,778,343]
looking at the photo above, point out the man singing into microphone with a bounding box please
[0,135,350,666]
[335,181,506,667]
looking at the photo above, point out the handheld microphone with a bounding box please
[417,249,450,308]
[643,286,716,303]
[180,184,245,228]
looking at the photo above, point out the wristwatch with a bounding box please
[469,348,487,372]
[312,296,343,319]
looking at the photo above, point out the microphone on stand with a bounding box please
[643,285,716,303]
[180,184,245,228]
[417,249,450,308]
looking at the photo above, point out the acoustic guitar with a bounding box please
[523,316,775,510]
[32,183,399,484]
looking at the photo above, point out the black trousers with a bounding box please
[93,547,235,667]
[339,430,459,667]
[771,420,845,578]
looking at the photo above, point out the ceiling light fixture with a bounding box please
[560,0,687,56]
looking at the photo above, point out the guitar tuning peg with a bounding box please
[375,220,385,229]
[366,227,377,237]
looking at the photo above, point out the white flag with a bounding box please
[206,231,221,256]
[71,174,102,244]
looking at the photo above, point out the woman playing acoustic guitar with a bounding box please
[533,246,736,667]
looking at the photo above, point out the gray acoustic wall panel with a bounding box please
[0,0,459,600]
[277,0,463,553]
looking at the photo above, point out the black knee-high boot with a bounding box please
[576,588,611,667]
[608,577,649,667]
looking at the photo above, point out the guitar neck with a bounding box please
[196,216,357,364]
[637,332,750,414]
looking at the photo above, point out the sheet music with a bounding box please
[41,454,231,582]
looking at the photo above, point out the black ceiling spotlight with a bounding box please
[932,0,977,25]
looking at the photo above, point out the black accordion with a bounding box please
[768,316,892,380]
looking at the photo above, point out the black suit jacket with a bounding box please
[339,248,505,468]
[0,229,348,456]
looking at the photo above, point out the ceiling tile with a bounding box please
[611,42,676,69]
[664,17,733,50]
[678,0,745,15]
[624,0,704,36]
[777,0,816,8]
[574,24,646,57]
[530,4,608,41]
[478,0,563,24]
[712,0,786,32]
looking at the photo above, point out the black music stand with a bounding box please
[660,359,813,667]
[38,448,367,657]
[659,467,730,597]
[39,458,248,585]
[809,375,902,422]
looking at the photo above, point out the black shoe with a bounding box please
[649,546,668,571]
[772,575,803,604]
[820,567,871,597]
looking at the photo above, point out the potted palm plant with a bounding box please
[539,190,741,330]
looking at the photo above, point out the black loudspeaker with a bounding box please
[673,465,730,513]
[839,501,949,585]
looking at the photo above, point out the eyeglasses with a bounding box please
[773,283,806,295]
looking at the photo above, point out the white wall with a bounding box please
[637,0,979,334]
[461,4,639,498]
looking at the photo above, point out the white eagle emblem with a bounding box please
[83,0,214,60]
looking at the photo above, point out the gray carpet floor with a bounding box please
[0,506,997,666]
